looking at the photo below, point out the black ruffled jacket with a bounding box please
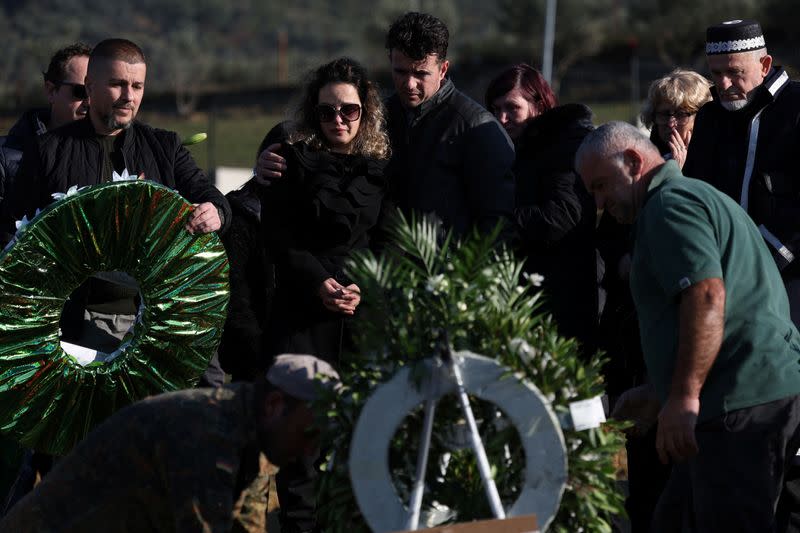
[262,140,387,363]
[513,103,602,355]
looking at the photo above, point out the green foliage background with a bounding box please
[313,214,627,532]
[2,0,800,109]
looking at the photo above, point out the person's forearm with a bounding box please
[670,277,726,399]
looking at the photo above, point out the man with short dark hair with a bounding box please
[0,354,339,532]
[9,38,229,233]
[0,43,91,216]
[684,20,800,327]
[383,12,515,235]
[578,121,800,531]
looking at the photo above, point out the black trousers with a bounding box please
[651,395,800,533]
[626,425,671,532]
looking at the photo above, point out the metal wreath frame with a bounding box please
[348,351,567,532]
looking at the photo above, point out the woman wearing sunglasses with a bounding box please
[254,57,390,369]
[641,69,712,169]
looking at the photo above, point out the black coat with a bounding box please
[0,108,48,206]
[218,181,274,380]
[684,66,800,277]
[262,140,387,364]
[385,78,515,236]
[513,103,601,354]
[216,123,292,380]
[8,117,230,231]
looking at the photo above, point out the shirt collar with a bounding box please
[407,78,454,124]
[645,159,683,201]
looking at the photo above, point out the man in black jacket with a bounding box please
[0,43,91,502]
[8,38,229,234]
[0,43,91,219]
[383,12,515,236]
[684,20,800,328]
[0,38,230,510]
[4,38,229,355]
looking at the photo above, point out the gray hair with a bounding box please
[575,121,659,171]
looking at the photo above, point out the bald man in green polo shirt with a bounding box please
[576,121,800,531]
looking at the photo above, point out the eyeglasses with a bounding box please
[58,81,88,101]
[654,110,695,124]
[315,103,361,123]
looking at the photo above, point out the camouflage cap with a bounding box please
[266,354,340,401]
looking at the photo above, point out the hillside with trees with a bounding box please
[2,0,799,113]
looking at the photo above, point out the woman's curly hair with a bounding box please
[290,57,390,160]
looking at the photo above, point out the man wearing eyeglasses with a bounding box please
[0,43,90,218]
[684,20,800,329]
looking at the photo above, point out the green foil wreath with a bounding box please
[0,180,229,455]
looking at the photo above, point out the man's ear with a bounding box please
[760,54,773,77]
[44,81,57,104]
[439,59,449,81]
[622,148,644,176]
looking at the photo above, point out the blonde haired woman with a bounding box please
[642,69,712,169]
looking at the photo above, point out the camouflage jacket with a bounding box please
[0,384,261,532]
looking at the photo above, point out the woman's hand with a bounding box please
[318,278,361,315]
[669,127,691,170]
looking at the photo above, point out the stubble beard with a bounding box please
[105,113,133,132]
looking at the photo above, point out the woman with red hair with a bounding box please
[486,64,601,357]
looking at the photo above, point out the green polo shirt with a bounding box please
[630,160,800,422]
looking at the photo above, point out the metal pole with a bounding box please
[442,343,506,519]
[542,0,557,84]
[277,29,288,85]
[406,397,438,530]
[630,40,640,123]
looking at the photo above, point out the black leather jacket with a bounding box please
[8,117,230,232]
[385,78,515,236]
[684,66,800,277]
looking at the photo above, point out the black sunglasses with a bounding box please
[57,81,88,101]
[44,72,87,100]
[315,103,361,123]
